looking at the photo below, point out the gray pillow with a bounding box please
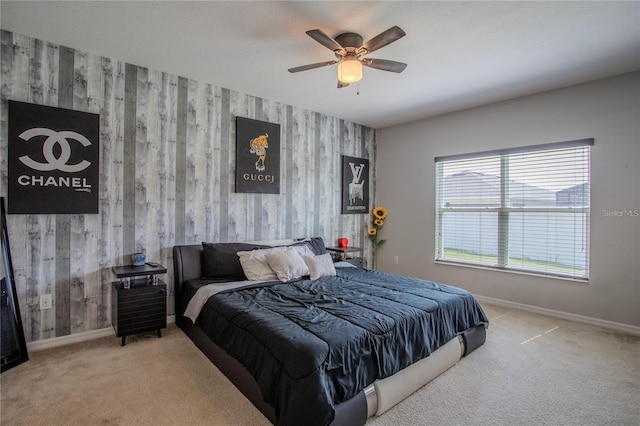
[280,238,326,255]
[305,237,327,255]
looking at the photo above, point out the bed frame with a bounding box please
[173,243,486,425]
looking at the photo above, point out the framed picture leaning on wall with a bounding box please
[1,197,28,373]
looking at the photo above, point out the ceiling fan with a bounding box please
[288,26,407,88]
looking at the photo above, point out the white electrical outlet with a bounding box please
[394,256,400,265]
[40,294,53,310]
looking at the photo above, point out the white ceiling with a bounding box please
[2,1,639,129]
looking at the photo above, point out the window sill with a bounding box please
[434,259,589,283]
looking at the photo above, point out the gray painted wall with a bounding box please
[0,31,376,342]
[377,72,639,327]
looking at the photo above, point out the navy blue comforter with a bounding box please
[196,267,488,426]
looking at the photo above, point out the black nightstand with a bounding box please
[326,246,363,261]
[326,246,364,268]
[111,264,167,346]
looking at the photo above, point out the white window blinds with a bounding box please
[435,139,593,280]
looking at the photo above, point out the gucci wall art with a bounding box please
[8,101,99,214]
[235,117,280,194]
[341,155,369,214]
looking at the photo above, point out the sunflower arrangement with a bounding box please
[368,206,388,270]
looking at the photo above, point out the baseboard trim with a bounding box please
[27,315,177,352]
[475,295,640,336]
[27,299,640,351]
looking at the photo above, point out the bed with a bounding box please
[173,238,488,426]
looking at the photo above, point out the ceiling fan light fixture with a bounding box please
[290,26,406,87]
[338,57,362,83]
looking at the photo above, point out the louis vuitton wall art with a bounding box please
[7,101,100,214]
[235,117,280,194]
[341,155,369,214]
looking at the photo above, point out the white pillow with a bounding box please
[303,253,336,280]
[291,244,315,259]
[265,248,309,282]
[237,247,285,281]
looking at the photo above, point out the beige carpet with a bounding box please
[1,303,638,426]
[0,326,270,426]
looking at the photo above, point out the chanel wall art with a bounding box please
[8,101,99,214]
[235,117,280,194]
[341,155,369,214]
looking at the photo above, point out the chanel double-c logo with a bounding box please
[18,128,92,173]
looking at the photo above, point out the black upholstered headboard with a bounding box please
[172,244,203,313]
[172,237,327,319]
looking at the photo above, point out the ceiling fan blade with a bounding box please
[337,80,350,88]
[288,60,339,73]
[306,29,344,52]
[360,26,406,54]
[362,58,407,73]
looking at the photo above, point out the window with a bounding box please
[435,139,593,280]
